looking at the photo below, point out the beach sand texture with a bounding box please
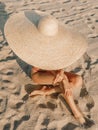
[0,0,98,130]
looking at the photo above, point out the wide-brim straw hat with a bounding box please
[4,10,88,70]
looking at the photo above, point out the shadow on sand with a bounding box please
[0,2,9,40]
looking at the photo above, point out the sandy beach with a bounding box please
[0,0,98,130]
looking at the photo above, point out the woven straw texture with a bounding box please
[4,10,88,70]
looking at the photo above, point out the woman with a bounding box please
[30,65,85,123]
[30,67,82,97]
[4,10,94,127]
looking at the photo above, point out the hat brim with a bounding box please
[4,10,88,70]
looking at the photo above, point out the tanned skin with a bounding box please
[30,67,94,126]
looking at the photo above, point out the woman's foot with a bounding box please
[29,86,62,97]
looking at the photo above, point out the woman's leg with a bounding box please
[64,72,83,88]
[30,72,83,97]
[60,74,86,124]
[65,72,83,98]
[29,85,62,97]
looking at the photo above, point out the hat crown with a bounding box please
[38,16,58,36]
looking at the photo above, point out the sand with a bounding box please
[0,0,98,130]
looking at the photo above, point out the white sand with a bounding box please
[0,0,98,130]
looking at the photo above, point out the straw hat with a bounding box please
[4,10,88,70]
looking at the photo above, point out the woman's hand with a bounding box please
[53,69,72,96]
[53,69,66,85]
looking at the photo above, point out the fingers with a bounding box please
[60,69,65,76]
[53,74,63,85]
[53,69,65,85]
